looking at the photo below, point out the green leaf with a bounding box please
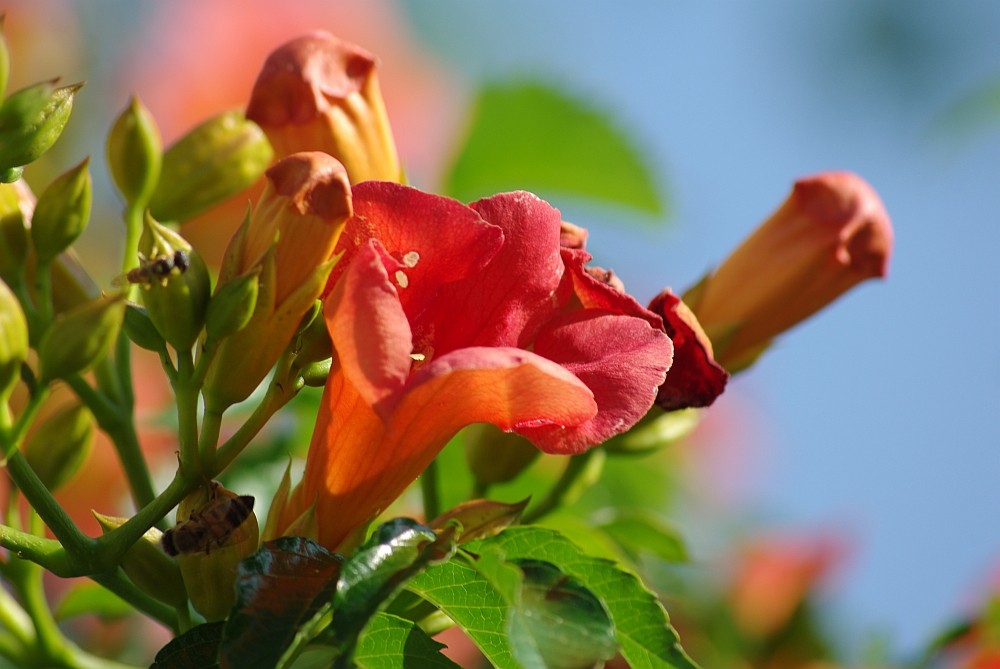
[53,582,132,621]
[473,527,700,669]
[354,612,462,669]
[331,519,459,668]
[407,553,519,669]
[508,560,617,669]
[444,80,664,217]
[599,512,690,564]
[219,537,343,669]
[151,622,225,669]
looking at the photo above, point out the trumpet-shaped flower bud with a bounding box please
[37,293,125,384]
[169,482,259,621]
[136,216,211,352]
[247,31,401,183]
[106,95,162,208]
[22,401,93,490]
[30,157,92,265]
[93,513,188,609]
[688,172,893,371]
[0,278,28,403]
[203,152,351,411]
[0,80,81,175]
[149,110,273,223]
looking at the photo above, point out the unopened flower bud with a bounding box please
[0,80,81,173]
[122,302,166,353]
[30,158,92,265]
[464,424,540,487]
[149,110,272,223]
[22,401,93,490]
[136,216,210,351]
[168,482,259,621]
[429,498,528,543]
[247,31,401,182]
[204,152,351,411]
[0,182,30,283]
[688,172,893,371]
[0,278,28,402]
[93,512,187,609]
[291,299,332,369]
[106,95,161,208]
[37,293,125,384]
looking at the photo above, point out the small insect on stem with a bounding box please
[161,493,255,556]
[113,250,191,288]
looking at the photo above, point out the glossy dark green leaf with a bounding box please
[473,527,700,669]
[444,80,664,217]
[599,512,690,564]
[219,537,343,669]
[151,622,224,669]
[54,582,133,621]
[331,519,458,668]
[353,612,462,669]
[508,560,617,669]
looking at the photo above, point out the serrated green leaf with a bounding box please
[151,622,225,669]
[599,512,689,564]
[472,527,700,669]
[331,519,458,668]
[353,612,462,669]
[445,80,664,217]
[54,582,133,621]
[219,537,343,669]
[407,555,519,669]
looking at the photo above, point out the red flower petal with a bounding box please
[648,289,728,410]
[521,310,673,454]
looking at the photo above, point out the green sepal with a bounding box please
[0,80,81,171]
[149,110,272,223]
[22,401,94,491]
[138,215,211,351]
[106,95,162,208]
[204,267,260,346]
[123,302,167,353]
[30,157,92,264]
[37,293,125,384]
[94,512,188,608]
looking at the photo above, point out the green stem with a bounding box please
[174,350,200,473]
[65,375,156,509]
[4,453,96,566]
[0,523,74,576]
[121,203,143,278]
[32,259,54,328]
[0,583,33,648]
[212,381,292,476]
[90,569,179,634]
[420,458,441,522]
[198,409,223,474]
[522,449,599,524]
[3,385,49,460]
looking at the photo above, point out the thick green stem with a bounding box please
[174,350,200,473]
[90,569,179,634]
[420,458,441,522]
[65,375,156,509]
[198,409,223,474]
[3,385,49,460]
[0,524,74,576]
[212,381,292,476]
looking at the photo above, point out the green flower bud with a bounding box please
[464,424,541,487]
[429,498,528,544]
[168,482,259,621]
[0,278,28,403]
[136,216,210,351]
[0,182,30,284]
[22,401,93,490]
[93,512,187,609]
[0,80,81,172]
[292,299,332,369]
[106,95,161,208]
[37,293,125,384]
[149,111,272,223]
[30,157,92,265]
[123,302,166,353]
[204,267,259,346]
